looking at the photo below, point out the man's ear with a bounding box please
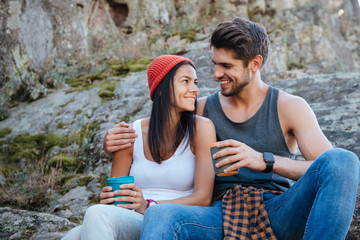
[250,55,263,72]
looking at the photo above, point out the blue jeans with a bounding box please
[140,148,359,240]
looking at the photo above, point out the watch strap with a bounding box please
[262,152,275,173]
[146,199,158,207]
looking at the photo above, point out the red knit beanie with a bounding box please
[147,55,194,101]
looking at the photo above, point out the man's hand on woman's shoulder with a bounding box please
[103,122,137,155]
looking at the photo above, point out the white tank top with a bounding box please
[129,119,195,201]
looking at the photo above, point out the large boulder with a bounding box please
[0,207,76,239]
[1,0,359,115]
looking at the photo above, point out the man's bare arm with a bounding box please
[273,92,332,179]
[213,92,332,181]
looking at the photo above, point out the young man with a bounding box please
[103,18,359,239]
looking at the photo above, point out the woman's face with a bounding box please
[171,64,198,113]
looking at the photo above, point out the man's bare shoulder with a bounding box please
[277,90,316,131]
[278,90,309,111]
[196,96,208,116]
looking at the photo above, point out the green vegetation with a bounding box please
[180,30,197,42]
[0,122,99,212]
[0,163,20,178]
[66,72,110,91]
[146,17,204,51]
[57,174,94,195]
[74,109,82,117]
[56,121,69,129]
[49,154,78,171]
[0,107,9,121]
[60,97,75,107]
[65,58,152,93]
[109,58,152,74]
[67,216,83,224]
[97,80,117,104]
[58,226,71,232]
[120,105,144,123]
[8,133,65,163]
[0,128,12,138]
[288,62,306,70]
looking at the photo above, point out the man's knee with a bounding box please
[318,148,359,182]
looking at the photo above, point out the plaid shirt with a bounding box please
[221,184,282,240]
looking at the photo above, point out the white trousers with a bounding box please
[62,204,143,240]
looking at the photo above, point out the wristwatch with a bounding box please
[262,152,275,173]
[146,199,158,207]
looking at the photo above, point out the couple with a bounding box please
[65,18,359,240]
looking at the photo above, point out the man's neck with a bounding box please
[223,72,267,106]
[219,73,269,122]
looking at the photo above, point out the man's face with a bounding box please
[211,48,250,97]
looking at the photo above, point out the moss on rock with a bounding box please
[74,109,82,117]
[49,154,77,170]
[60,97,75,108]
[57,173,93,195]
[56,121,69,129]
[0,128,12,138]
[0,122,99,211]
[107,58,152,76]
[65,58,152,93]
[120,105,143,123]
[0,164,20,179]
[288,62,306,70]
[66,72,110,89]
[99,172,109,189]
[60,174,92,186]
[6,133,64,163]
[180,29,198,42]
[97,80,117,104]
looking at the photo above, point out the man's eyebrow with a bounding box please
[211,60,233,67]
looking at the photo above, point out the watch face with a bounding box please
[264,152,275,163]
[149,201,157,206]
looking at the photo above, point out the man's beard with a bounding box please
[221,74,250,97]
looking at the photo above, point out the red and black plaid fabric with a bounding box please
[221,185,281,240]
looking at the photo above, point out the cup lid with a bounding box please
[107,176,134,183]
[210,142,219,148]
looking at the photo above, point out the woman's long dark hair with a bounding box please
[148,61,197,164]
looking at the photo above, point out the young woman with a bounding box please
[62,55,216,240]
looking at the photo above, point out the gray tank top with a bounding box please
[203,86,295,196]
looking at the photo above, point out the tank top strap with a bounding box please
[132,119,144,160]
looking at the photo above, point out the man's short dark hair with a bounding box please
[210,18,269,68]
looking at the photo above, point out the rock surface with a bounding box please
[0,45,359,238]
[0,0,359,239]
[1,0,359,111]
[0,207,76,240]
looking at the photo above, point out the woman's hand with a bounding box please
[115,183,148,215]
[99,186,116,204]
